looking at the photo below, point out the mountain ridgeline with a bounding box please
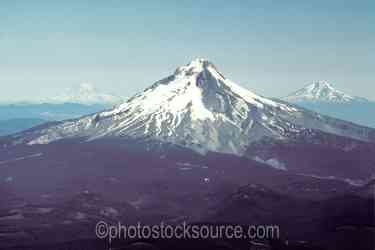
[4,59,375,180]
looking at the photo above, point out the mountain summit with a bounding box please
[12,59,375,155]
[284,81,367,103]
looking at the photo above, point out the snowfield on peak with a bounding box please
[12,59,375,155]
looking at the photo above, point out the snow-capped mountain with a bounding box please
[0,83,122,124]
[283,81,375,128]
[44,83,123,106]
[11,59,375,155]
[284,81,368,103]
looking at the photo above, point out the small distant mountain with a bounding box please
[284,81,368,103]
[283,81,375,128]
[42,82,124,106]
[0,103,107,121]
[0,83,124,133]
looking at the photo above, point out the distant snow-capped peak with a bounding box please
[15,59,375,155]
[45,83,124,105]
[284,81,366,103]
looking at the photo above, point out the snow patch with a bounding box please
[254,156,287,170]
[0,153,43,165]
[100,207,120,218]
[298,173,366,186]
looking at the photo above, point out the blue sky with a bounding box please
[0,0,374,101]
